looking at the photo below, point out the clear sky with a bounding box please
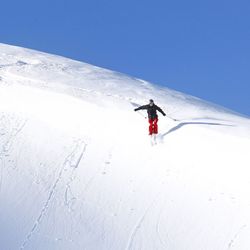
[1,0,249,116]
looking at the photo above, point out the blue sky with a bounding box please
[1,0,249,116]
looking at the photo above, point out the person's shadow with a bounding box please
[162,121,235,137]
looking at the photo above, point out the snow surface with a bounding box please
[0,43,250,250]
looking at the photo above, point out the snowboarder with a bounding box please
[134,99,166,135]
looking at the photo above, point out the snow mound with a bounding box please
[0,43,250,250]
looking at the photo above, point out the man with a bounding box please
[134,99,166,135]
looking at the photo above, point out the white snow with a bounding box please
[0,43,250,250]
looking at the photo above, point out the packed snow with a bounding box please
[0,43,250,250]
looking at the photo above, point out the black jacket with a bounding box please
[134,104,166,120]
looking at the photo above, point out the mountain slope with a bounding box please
[0,43,250,250]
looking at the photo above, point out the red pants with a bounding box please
[148,118,158,135]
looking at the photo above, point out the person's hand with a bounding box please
[134,108,137,111]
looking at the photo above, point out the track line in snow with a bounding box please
[0,117,27,159]
[64,140,87,211]
[126,210,148,250]
[125,193,161,250]
[156,203,168,248]
[20,139,87,250]
[227,225,247,249]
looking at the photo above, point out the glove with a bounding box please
[134,108,138,111]
[163,113,166,116]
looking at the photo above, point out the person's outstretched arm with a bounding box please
[134,105,148,111]
[156,105,166,116]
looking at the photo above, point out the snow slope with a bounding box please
[0,43,250,250]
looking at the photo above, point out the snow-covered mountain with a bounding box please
[0,43,250,250]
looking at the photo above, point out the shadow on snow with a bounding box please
[162,121,234,137]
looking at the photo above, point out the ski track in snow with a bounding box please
[0,116,27,159]
[156,202,168,248]
[0,116,27,194]
[64,140,88,212]
[20,139,87,250]
[227,225,247,249]
[125,194,161,250]
[126,209,148,250]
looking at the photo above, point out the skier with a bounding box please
[134,99,166,135]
